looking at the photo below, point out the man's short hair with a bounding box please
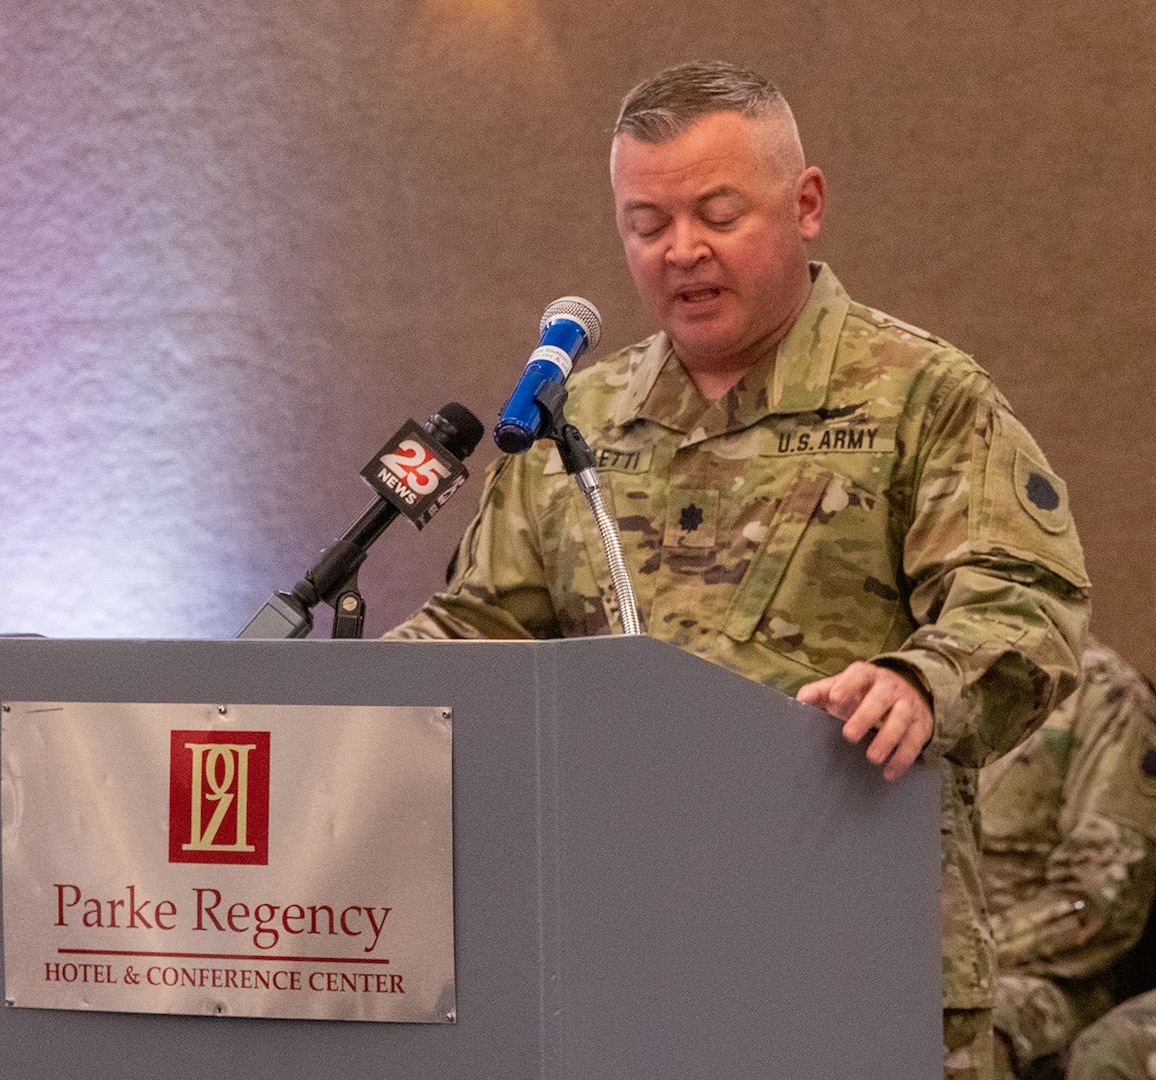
[614,60,788,143]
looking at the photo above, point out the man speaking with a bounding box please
[388,60,1090,1079]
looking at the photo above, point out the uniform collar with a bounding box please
[613,263,850,437]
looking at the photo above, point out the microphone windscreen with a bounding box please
[428,402,485,461]
[541,296,602,350]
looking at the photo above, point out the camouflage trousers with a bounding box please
[1066,989,1156,1080]
[946,1008,995,1080]
[991,972,1114,1078]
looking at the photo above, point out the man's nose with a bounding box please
[664,219,710,267]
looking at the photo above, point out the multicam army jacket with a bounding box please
[1067,988,1156,1079]
[981,640,1156,985]
[391,263,1091,1007]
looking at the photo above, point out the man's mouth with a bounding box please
[673,285,722,304]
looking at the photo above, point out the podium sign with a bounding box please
[2,701,455,1023]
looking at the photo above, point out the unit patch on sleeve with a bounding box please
[1013,447,1070,533]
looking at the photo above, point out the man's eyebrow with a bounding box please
[619,186,744,214]
[619,198,664,213]
[696,185,744,204]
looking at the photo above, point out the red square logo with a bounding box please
[169,730,270,865]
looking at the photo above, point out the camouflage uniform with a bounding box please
[1067,989,1156,1079]
[980,640,1156,1076]
[390,263,1090,1021]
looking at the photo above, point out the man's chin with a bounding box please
[668,324,742,364]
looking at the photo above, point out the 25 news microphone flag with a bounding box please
[361,403,484,529]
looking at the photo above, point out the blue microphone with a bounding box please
[494,296,602,454]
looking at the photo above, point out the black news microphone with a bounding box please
[237,402,484,640]
[494,296,602,454]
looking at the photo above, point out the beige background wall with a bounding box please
[2,1,1153,671]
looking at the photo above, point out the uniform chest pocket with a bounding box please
[722,466,832,640]
[722,464,904,673]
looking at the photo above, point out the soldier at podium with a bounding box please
[387,60,1090,1079]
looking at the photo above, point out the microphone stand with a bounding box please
[533,383,643,637]
[236,497,392,640]
[237,401,484,641]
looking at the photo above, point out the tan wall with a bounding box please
[2,1,1153,671]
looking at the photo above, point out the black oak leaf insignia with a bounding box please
[679,504,704,532]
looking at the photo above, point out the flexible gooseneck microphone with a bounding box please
[493,296,602,454]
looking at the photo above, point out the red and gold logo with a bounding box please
[169,730,270,865]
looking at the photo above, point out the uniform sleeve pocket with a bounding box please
[974,411,1090,588]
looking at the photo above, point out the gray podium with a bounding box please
[0,635,942,1079]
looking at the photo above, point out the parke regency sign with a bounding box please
[1,702,454,1022]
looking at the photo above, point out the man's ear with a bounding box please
[798,166,825,240]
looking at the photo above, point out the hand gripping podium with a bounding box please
[0,635,942,1079]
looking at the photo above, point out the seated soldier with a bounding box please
[980,638,1156,1078]
[1065,988,1156,1079]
